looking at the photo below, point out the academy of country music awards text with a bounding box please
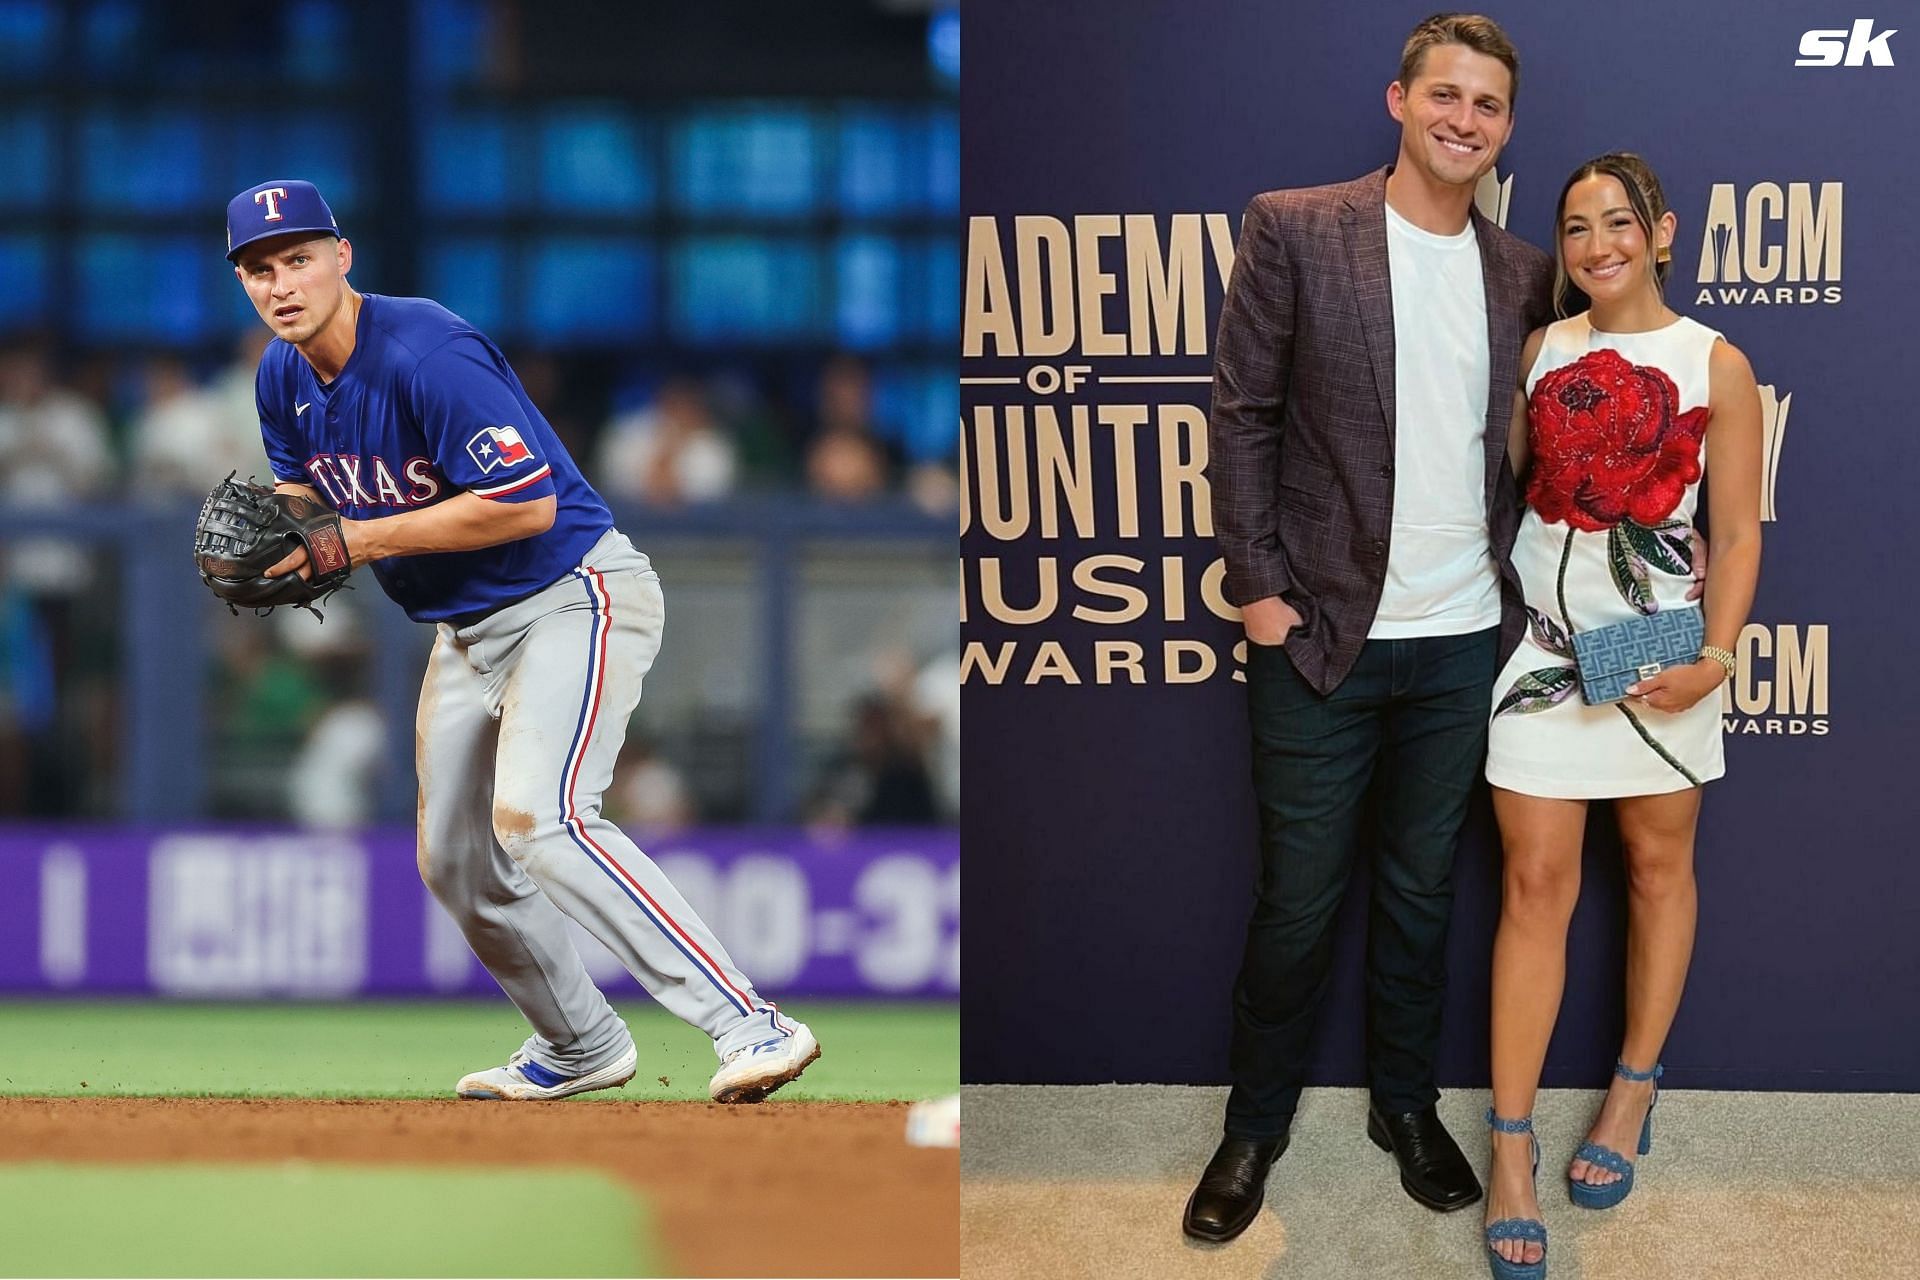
[958,213,1828,737]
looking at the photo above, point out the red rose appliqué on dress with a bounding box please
[1525,347,1708,532]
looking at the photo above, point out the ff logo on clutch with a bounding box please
[467,425,533,473]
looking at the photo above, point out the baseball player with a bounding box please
[222,178,819,1102]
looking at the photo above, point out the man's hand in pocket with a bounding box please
[1241,595,1304,647]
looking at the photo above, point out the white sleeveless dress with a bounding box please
[1485,314,1725,799]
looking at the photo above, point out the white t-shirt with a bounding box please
[1370,203,1503,639]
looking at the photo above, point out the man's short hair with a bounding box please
[1398,13,1520,109]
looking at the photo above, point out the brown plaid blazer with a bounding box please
[1208,166,1556,695]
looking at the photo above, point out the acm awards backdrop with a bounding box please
[961,0,1920,1090]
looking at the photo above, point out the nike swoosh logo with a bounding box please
[296,402,311,415]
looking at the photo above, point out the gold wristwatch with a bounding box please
[1699,645,1736,681]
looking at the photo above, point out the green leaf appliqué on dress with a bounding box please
[1619,519,1693,578]
[1494,667,1579,718]
[1607,525,1657,615]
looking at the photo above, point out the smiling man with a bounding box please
[1184,15,1555,1242]
[223,179,820,1105]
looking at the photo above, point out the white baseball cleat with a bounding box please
[457,1043,638,1101]
[708,1022,822,1103]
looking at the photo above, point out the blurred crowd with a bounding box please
[0,334,957,514]
[0,335,958,828]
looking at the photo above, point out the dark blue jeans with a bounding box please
[1224,626,1499,1140]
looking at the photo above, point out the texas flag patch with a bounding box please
[466,425,534,474]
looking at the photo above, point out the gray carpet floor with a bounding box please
[961,1084,1920,1279]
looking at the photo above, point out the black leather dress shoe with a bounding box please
[1181,1134,1288,1242]
[1366,1104,1482,1212]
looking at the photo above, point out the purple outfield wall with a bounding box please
[0,826,958,999]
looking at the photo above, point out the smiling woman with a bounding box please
[1548,152,1676,320]
[1482,145,1765,1271]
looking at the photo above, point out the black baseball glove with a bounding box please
[193,473,354,615]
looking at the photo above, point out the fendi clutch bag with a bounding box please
[1571,606,1705,706]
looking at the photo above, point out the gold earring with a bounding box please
[1656,245,1672,264]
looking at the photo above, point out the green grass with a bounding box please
[0,1000,957,1100]
[0,1164,654,1277]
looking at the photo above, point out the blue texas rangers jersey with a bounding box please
[254,294,613,622]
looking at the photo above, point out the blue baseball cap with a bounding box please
[225,180,341,262]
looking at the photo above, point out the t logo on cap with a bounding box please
[225,179,342,263]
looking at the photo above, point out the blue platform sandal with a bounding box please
[1568,1060,1662,1210]
[1485,1109,1548,1280]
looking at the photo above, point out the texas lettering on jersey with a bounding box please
[252,293,612,622]
[302,453,446,509]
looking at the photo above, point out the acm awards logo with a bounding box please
[1725,371,1824,737]
[1695,182,1842,307]
[1722,623,1829,737]
[1720,377,1822,738]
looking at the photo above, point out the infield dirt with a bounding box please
[0,1097,957,1277]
